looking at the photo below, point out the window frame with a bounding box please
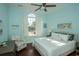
[27,13,37,36]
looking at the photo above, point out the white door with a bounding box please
[36,17,43,36]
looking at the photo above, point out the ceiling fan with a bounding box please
[31,3,56,12]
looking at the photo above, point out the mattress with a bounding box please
[33,37,75,56]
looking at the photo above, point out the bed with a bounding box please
[33,32,76,56]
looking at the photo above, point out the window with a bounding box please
[27,13,37,36]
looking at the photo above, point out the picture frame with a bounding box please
[57,23,72,29]
[0,20,3,35]
[44,23,47,28]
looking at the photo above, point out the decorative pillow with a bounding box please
[68,34,74,41]
[58,34,70,42]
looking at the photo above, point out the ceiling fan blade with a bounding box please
[31,4,42,6]
[42,3,46,7]
[46,5,56,7]
[35,6,42,11]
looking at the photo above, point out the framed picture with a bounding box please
[57,23,72,29]
[43,23,47,28]
[0,20,2,23]
[0,29,2,34]
[0,20,3,35]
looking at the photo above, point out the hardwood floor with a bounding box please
[16,43,78,56]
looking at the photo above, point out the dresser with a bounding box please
[0,40,16,56]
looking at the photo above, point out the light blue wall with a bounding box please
[0,3,79,42]
[8,4,46,39]
[7,3,79,41]
[45,3,79,34]
[0,4,8,42]
[9,5,27,38]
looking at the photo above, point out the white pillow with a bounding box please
[58,34,70,42]
[51,32,62,41]
[51,32,58,38]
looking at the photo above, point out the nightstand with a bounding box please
[0,40,16,56]
[76,42,79,55]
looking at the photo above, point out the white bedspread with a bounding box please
[33,37,75,56]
